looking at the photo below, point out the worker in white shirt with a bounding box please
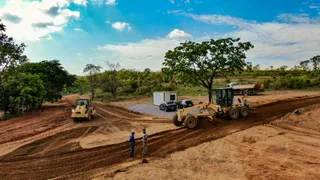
[142,128,148,156]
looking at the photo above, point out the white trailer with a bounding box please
[153,91,177,106]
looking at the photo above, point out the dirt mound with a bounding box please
[1,126,98,160]
[93,102,143,117]
[61,94,90,106]
[271,104,320,132]
[0,107,71,144]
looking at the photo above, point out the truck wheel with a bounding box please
[185,115,198,129]
[240,106,249,118]
[165,107,168,112]
[228,108,239,120]
[172,114,184,126]
[73,118,78,122]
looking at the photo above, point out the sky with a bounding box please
[1,0,320,75]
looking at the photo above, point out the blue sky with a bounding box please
[1,0,320,74]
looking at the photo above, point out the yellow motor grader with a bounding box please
[71,98,96,122]
[172,88,254,129]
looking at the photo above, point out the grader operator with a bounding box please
[172,88,253,129]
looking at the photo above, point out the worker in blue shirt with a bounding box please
[129,130,135,158]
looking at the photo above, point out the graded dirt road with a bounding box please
[0,95,320,180]
[112,103,320,180]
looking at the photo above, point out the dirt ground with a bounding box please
[110,104,320,180]
[0,91,319,180]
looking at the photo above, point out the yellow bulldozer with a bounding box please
[71,98,96,122]
[173,88,254,129]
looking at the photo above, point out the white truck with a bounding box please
[226,82,264,96]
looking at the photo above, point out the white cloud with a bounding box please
[73,0,87,6]
[74,28,83,32]
[277,13,320,23]
[167,29,192,39]
[183,12,320,68]
[0,0,81,41]
[95,12,320,71]
[185,13,254,28]
[90,0,104,6]
[106,0,117,5]
[96,38,182,70]
[169,0,175,4]
[309,5,320,9]
[111,22,131,31]
[105,20,111,24]
[185,0,190,3]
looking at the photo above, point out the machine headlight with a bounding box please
[72,108,75,113]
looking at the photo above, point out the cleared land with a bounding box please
[0,91,319,180]
[111,104,320,180]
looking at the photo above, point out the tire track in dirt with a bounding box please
[94,106,170,124]
[0,96,320,180]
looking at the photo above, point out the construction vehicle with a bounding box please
[71,98,96,122]
[226,82,264,95]
[172,88,254,129]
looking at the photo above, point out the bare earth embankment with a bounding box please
[0,91,319,179]
[102,104,320,180]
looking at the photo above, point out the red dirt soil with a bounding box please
[0,95,320,179]
[111,104,320,180]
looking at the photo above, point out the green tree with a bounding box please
[310,55,320,71]
[253,64,260,71]
[100,61,120,99]
[280,65,288,71]
[300,60,310,71]
[63,77,89,95]
[0,20,28,111]
[83,64,102,100]
[19,60,76,105]
[74,77,89,95]
[163,38,254,102]
[246,62,253,71]
[3,73,44,114]
[270,66,274,70]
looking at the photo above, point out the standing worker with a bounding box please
[129,130,135,158]
[142,128,148,156]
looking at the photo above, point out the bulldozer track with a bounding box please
[0,96,320,180]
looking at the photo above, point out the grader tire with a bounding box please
[185,115,198,129]
[240,106,249,118]
[172,114,184,126]
[228,107,240,120]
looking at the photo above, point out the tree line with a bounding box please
[0,20,75,119]
[64,63,172,101]
[66,38,320,103]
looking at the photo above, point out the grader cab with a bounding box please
[172,88,252,129]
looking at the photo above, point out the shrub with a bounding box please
[136,86,152,95]
[262,79,272,89]
[272,75,311,90]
